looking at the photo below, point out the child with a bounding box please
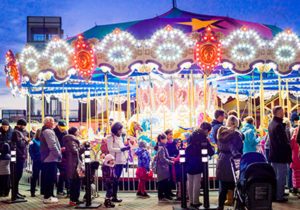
[0,143,11,197]
[135,141,151,198]
[154,133,174,202]
[102,154,117,208]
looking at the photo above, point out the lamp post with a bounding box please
[173,147,188,210]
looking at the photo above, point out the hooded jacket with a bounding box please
[40,126,62,163]
[268,117,292,163]
[241,123,258,154]
[135,147,151,171]
[11,126,29,161]
[102,154,116,183]
[29,138,41,162]
[216,126,243,182]
[107,134,127,165]
[186,129,214,175]
[0,126,13,154]
[156,142,173,182]
[209,119,223,144]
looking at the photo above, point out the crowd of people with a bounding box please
[0,105,299,209]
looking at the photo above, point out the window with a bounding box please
[33,34,45,42]
[1,110,26,122]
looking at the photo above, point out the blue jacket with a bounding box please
[241,123,258,154]
[135,148,151,171]
[209,120,223,144]
[29,138,41,162]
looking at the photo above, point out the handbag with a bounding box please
[77,157,85,178]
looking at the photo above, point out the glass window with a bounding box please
[33,34,45,42]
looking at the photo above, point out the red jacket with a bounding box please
[291,127,300,170]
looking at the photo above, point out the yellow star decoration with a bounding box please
[178,18,219,31]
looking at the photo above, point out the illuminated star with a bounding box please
[178,18,219,31]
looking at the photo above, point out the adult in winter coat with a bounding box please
[40,117,62,204]
[154,133,174,201]
[268,106,292,202]
[241,116,258,154]
[63,127,84,206]
[290,126,300,197]
[29,129,42,197]
[209,109,225,144]
[216,115,243,210]
[107,122,131,203]
[54,120,69,196]
[11,118,29,199]
[186,123,214,209]
[0,143,10,197]
[0,120,13,154]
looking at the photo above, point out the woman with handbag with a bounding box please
[63,127,85,206]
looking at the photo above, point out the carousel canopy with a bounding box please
[4,8,300,101]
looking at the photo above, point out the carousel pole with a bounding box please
[28,93,31,137]
[66,91,70,127]
[203,74,208,121]
[101,94,104,132]
[136,78,139,123]
[188,75,192,127]
[95,89,98,132]
[105,74,110,133]
[278,75,282,106]
[235,75,240,119]
[127,78,131,123]
[118,84,121,122]
[41,87,45,123]
[191,73,195,127]
[259,70,265,128]
[286,80,291,118]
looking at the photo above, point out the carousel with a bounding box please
[4,7,300,156]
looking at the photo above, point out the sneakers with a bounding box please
[111,197,122,203]
[136,192,143,197]
[43,196,59,204]
[104,199,115,208]
[69,201,77,206]
[137,192,150,198]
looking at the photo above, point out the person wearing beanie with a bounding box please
[0,119,13,155]
[107,122,130,203]
[11,118,29,199]
[135,141,151,198]
[0,143,11,197]
[62,126,84,206]
[54,119,69,196]
[102,154,117,208]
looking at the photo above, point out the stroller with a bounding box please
[231,152,276,210]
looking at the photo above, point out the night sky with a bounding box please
[0,0,300,107]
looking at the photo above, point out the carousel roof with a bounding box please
[4,7,300,102]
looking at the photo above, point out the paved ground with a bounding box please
[0,185,299,210]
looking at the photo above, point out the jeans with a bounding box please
[16,159,25,194]
[158,178,172,199]
[288,167,293,189]
[105,181,115,198]
[30,160,42,195]
[271,162,288,200]
[69,178,81,202]
[218,181,235,207]
[42,162,58,199]
[187,173,202,205]
[113,164,124,198]
[57,163,69,194]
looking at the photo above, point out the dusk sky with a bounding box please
[0,0,300,108]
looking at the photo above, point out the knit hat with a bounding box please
[138,141,147,148]
[68,127,78,136]
[58,120,67,127]
[1,119,9,126]
[17,119,27,126]
[104,154,115,166]
[290,112,299,122]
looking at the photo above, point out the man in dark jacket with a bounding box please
[268,106,292,202]
[0,120,13,154]
[209,109,225,144]
[54,120,68,196]
[11,119,29,199]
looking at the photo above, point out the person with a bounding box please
[0,143,10,197]
[29,129,42,197]
[284,118,294,193]
[0,120,13,154]
[102,154,117,208]
[63,127,84,206]
[241,116,258,154]
[40,117,62,204]
[107,122,130,203]
[290,111,299,131]
[11,118,29,199]
[209,109,225,144]
[135,141,151,198]
[227,110,242,129]
[216,115,243,210]
[186,123,214,209]
[30,125,38,140]
[290,126,300,198]
[54,120,69,196]
[154,133,174,202]
[268,106,292,202]
[165,129,177,197]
